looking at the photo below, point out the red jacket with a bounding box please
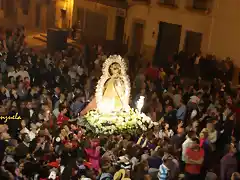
[57,113,69,126]
[185,147,204,174]
[235,106,240,121]
[145,67,159,80]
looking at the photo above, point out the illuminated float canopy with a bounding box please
[83,55,153,134]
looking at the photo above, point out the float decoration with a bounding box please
[81,55,153,134]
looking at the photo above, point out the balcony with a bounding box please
[86,0,128,9]
[186,0,213,14]
[159,0,176,6]
[21,0,30,15]
[128,0,151,7]
[131,0,150,2]
[193,0,210,10]
[158,0,178,8]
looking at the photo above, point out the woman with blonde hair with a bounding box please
[231,172,240,180]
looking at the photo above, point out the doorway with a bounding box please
[130,21,144,55]
[0,0,3,10]
[154,22,182,67]
[115,16,125,44]
[184,31,202,55]
[21,0,30,15]
[46,2,55,28]
[35,3,40,28]
[76,7,84,29]
[4,0,15,18]
[61,9,67,28]
[84,10,107,43]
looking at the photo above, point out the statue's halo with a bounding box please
[95,55,131,112]
[101,55,128,76]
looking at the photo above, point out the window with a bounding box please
[76,7,84,28]
[88,0,128,8]
[192,0,209,10]
[159,0,176,6]
[46,0,51,5]
[21,0,30,15]
[131,0,150,2]
[77,8,80,20]
[0,0,3,10]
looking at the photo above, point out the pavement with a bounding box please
[0,18,85,51]
[25,31,47,51]
[0,17,46,50]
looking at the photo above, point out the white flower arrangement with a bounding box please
[83,108,154,135]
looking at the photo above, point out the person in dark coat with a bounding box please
[52,87,61,109]
[220,144,238,180]
[15,133,31,161]
[164,104,177,130]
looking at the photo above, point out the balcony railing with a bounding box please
[192,0,211,11]
[157,0,178,9]
[159,0,176,6]
[132,0,150,2]
[185,0,213,14]
[129,0,151,6]
[86,0,128,9]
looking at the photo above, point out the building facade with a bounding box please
[71,0,240,67]
[0,0,74,31]
[123,0,240,66]
[0,0,239,67]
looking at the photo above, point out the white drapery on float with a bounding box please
[78,55,154,135]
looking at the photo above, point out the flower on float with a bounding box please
[82,107,152,134]
[148,123,153,129]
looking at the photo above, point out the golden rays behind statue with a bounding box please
[96,55,130,113]
[82,55,153,135]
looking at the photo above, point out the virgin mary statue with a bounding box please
[80,55,152,135]
[81,55,130,115]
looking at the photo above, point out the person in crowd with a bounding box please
[171,127,185,153]
[221,143,238,180]
[57,104,69,126]
[176,99,186,122]
[184,138,204,180]
[231,172,240,180]
[52,87,61,108]
[182,131,196,164]
[15,133,31,161]
[157,154,172,180]
[163,104,177,129]
[159,123,174,139]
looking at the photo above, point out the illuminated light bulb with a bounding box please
[136,96,145,112]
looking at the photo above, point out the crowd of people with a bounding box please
[158,51,234,83]
[0,26,240,180]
